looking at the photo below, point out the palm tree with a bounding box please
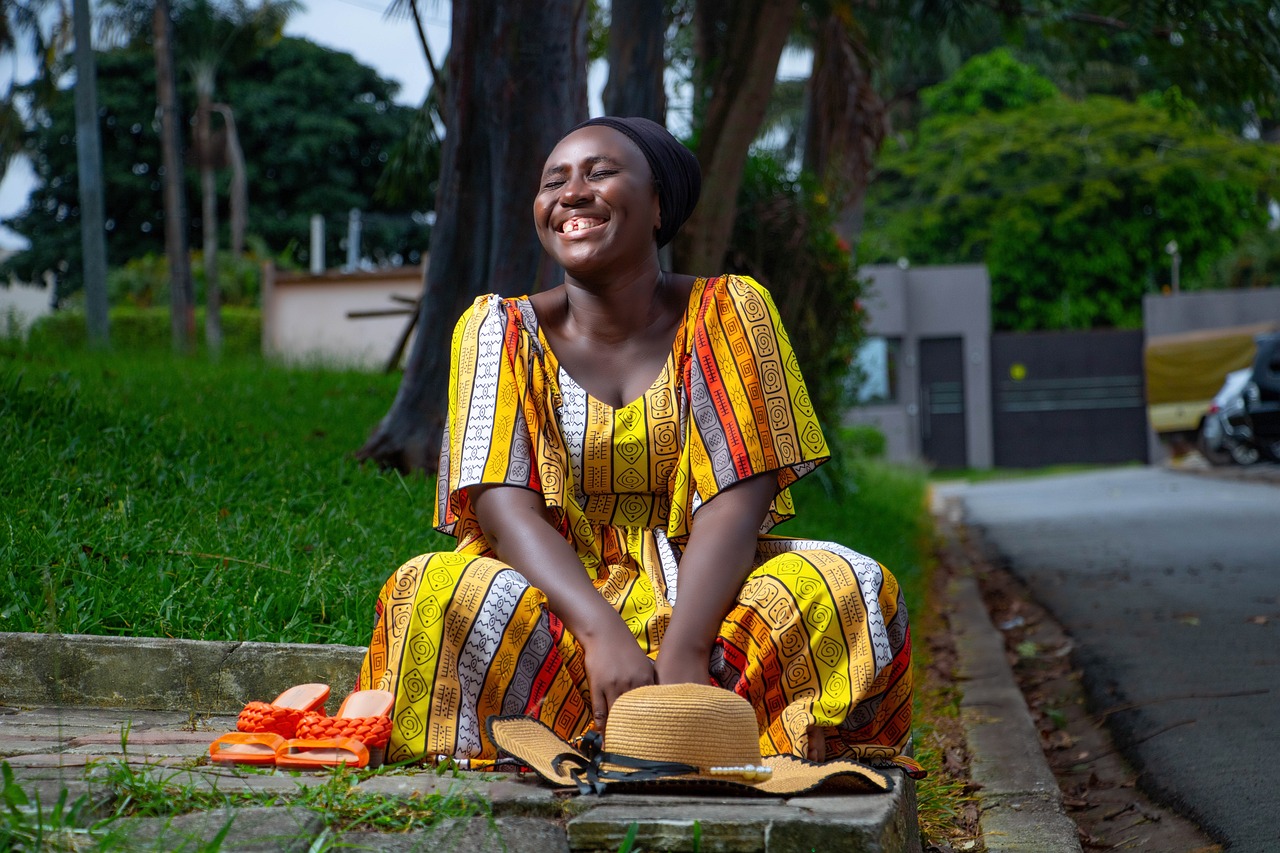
[1,0,72,185]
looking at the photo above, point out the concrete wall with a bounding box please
[1144,287,1280,338]
[844,264,993,468]
[0,279,54,338]
[262,264,423,369]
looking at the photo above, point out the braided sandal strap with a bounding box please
[237,702,308,738]
[296,711,394,747]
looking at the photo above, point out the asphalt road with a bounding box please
[940,467,1280,853]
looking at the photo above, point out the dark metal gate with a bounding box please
[991,330,1148,468]
[920,337,968,468]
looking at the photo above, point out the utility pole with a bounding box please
[73,0,109,347]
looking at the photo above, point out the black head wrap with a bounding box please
[569,116,701,248]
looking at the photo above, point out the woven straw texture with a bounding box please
[486,684,893,796]
[604,684,761,768]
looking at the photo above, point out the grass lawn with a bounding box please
[1,345,929,644]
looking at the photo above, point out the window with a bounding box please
[846,337,901,405]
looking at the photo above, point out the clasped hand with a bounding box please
[585,634,711,731]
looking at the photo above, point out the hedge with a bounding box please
[27,306,261,355]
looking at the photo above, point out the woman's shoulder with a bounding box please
[688,274,777,321]
[453,293,543,352]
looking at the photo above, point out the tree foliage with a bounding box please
[2,27,428,299]
[861,53,1280,331]
[727,154,865,428]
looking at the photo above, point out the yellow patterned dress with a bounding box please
[358,275,914,770]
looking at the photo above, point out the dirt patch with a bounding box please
[946,522,1224,852]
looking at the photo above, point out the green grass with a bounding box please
[1,345,448,644]
[2,345,928,643]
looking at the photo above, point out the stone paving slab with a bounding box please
[567,779,920,853]
[340,816,572,853]
[120,806,325,852]
[357,771,565,818]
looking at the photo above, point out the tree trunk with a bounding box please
[674,0,800,275]
[214,104,247,259]
[153,0,194,352]
[72,0,108,347]
[197,93,222,355]
[603,0,665,121]
[357,0,588,474]
[803,12,885,247]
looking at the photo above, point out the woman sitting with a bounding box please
[358,116,915,771]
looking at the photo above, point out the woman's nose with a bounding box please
[559,172,591,205]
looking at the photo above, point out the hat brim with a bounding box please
[485,715,893,796]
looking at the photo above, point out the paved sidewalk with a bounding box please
[0,638,919,852]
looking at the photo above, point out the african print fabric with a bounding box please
[358,275,914,768]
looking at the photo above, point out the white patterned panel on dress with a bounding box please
[457,296,507,486]
[558,368,590,509]
[454,568,529,755]
[652,527,681,604]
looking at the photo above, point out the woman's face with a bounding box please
[533,125,661,277]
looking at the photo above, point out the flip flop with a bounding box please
[207,683,330,766]
[208,732,286,766]
[275,689,395,770]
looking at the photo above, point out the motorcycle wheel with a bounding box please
[1196,431,1233,467]
[1228,440,1261,466]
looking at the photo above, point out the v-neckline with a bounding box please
[521,278,705,412]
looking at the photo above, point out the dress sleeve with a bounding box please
[434,294,554,537]
[667,275,829,539]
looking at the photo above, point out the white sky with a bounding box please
[0,0,452,249]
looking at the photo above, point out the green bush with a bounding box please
[108,250,265,308]
[862,51,1280,331]
[28,306,261,355]
[727,154,866,429]
[835,425,887,459]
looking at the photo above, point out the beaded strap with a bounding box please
[296,711,394,747]
[237,702,308,738]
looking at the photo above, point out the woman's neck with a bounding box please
[561,258,668,346]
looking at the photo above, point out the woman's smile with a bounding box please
[557,215,609,235]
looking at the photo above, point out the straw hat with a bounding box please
[484,683,894,796]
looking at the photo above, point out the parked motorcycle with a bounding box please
[1198,333,1280,466]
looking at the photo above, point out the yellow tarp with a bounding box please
[1144,322,1277,432]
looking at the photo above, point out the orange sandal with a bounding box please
[275,689,395,770]
[208,683,330,766]
[236,683,331,737]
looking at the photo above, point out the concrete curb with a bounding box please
[0,632,364,713]
[936,493,1083,853]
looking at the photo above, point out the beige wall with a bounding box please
[262,265,423,369]
[0,279,54,339]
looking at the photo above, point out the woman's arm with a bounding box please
[654,472,779,686]
[470,484,655,729]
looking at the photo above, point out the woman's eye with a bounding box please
[589,170,617,180]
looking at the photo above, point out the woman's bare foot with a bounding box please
[805,725,825,762]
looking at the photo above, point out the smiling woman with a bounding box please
[355,117,920,781]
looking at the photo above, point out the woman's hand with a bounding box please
[471,483,654,730]
[584,630,656,731]
[654,643,713,686]
[657,473,779,684]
